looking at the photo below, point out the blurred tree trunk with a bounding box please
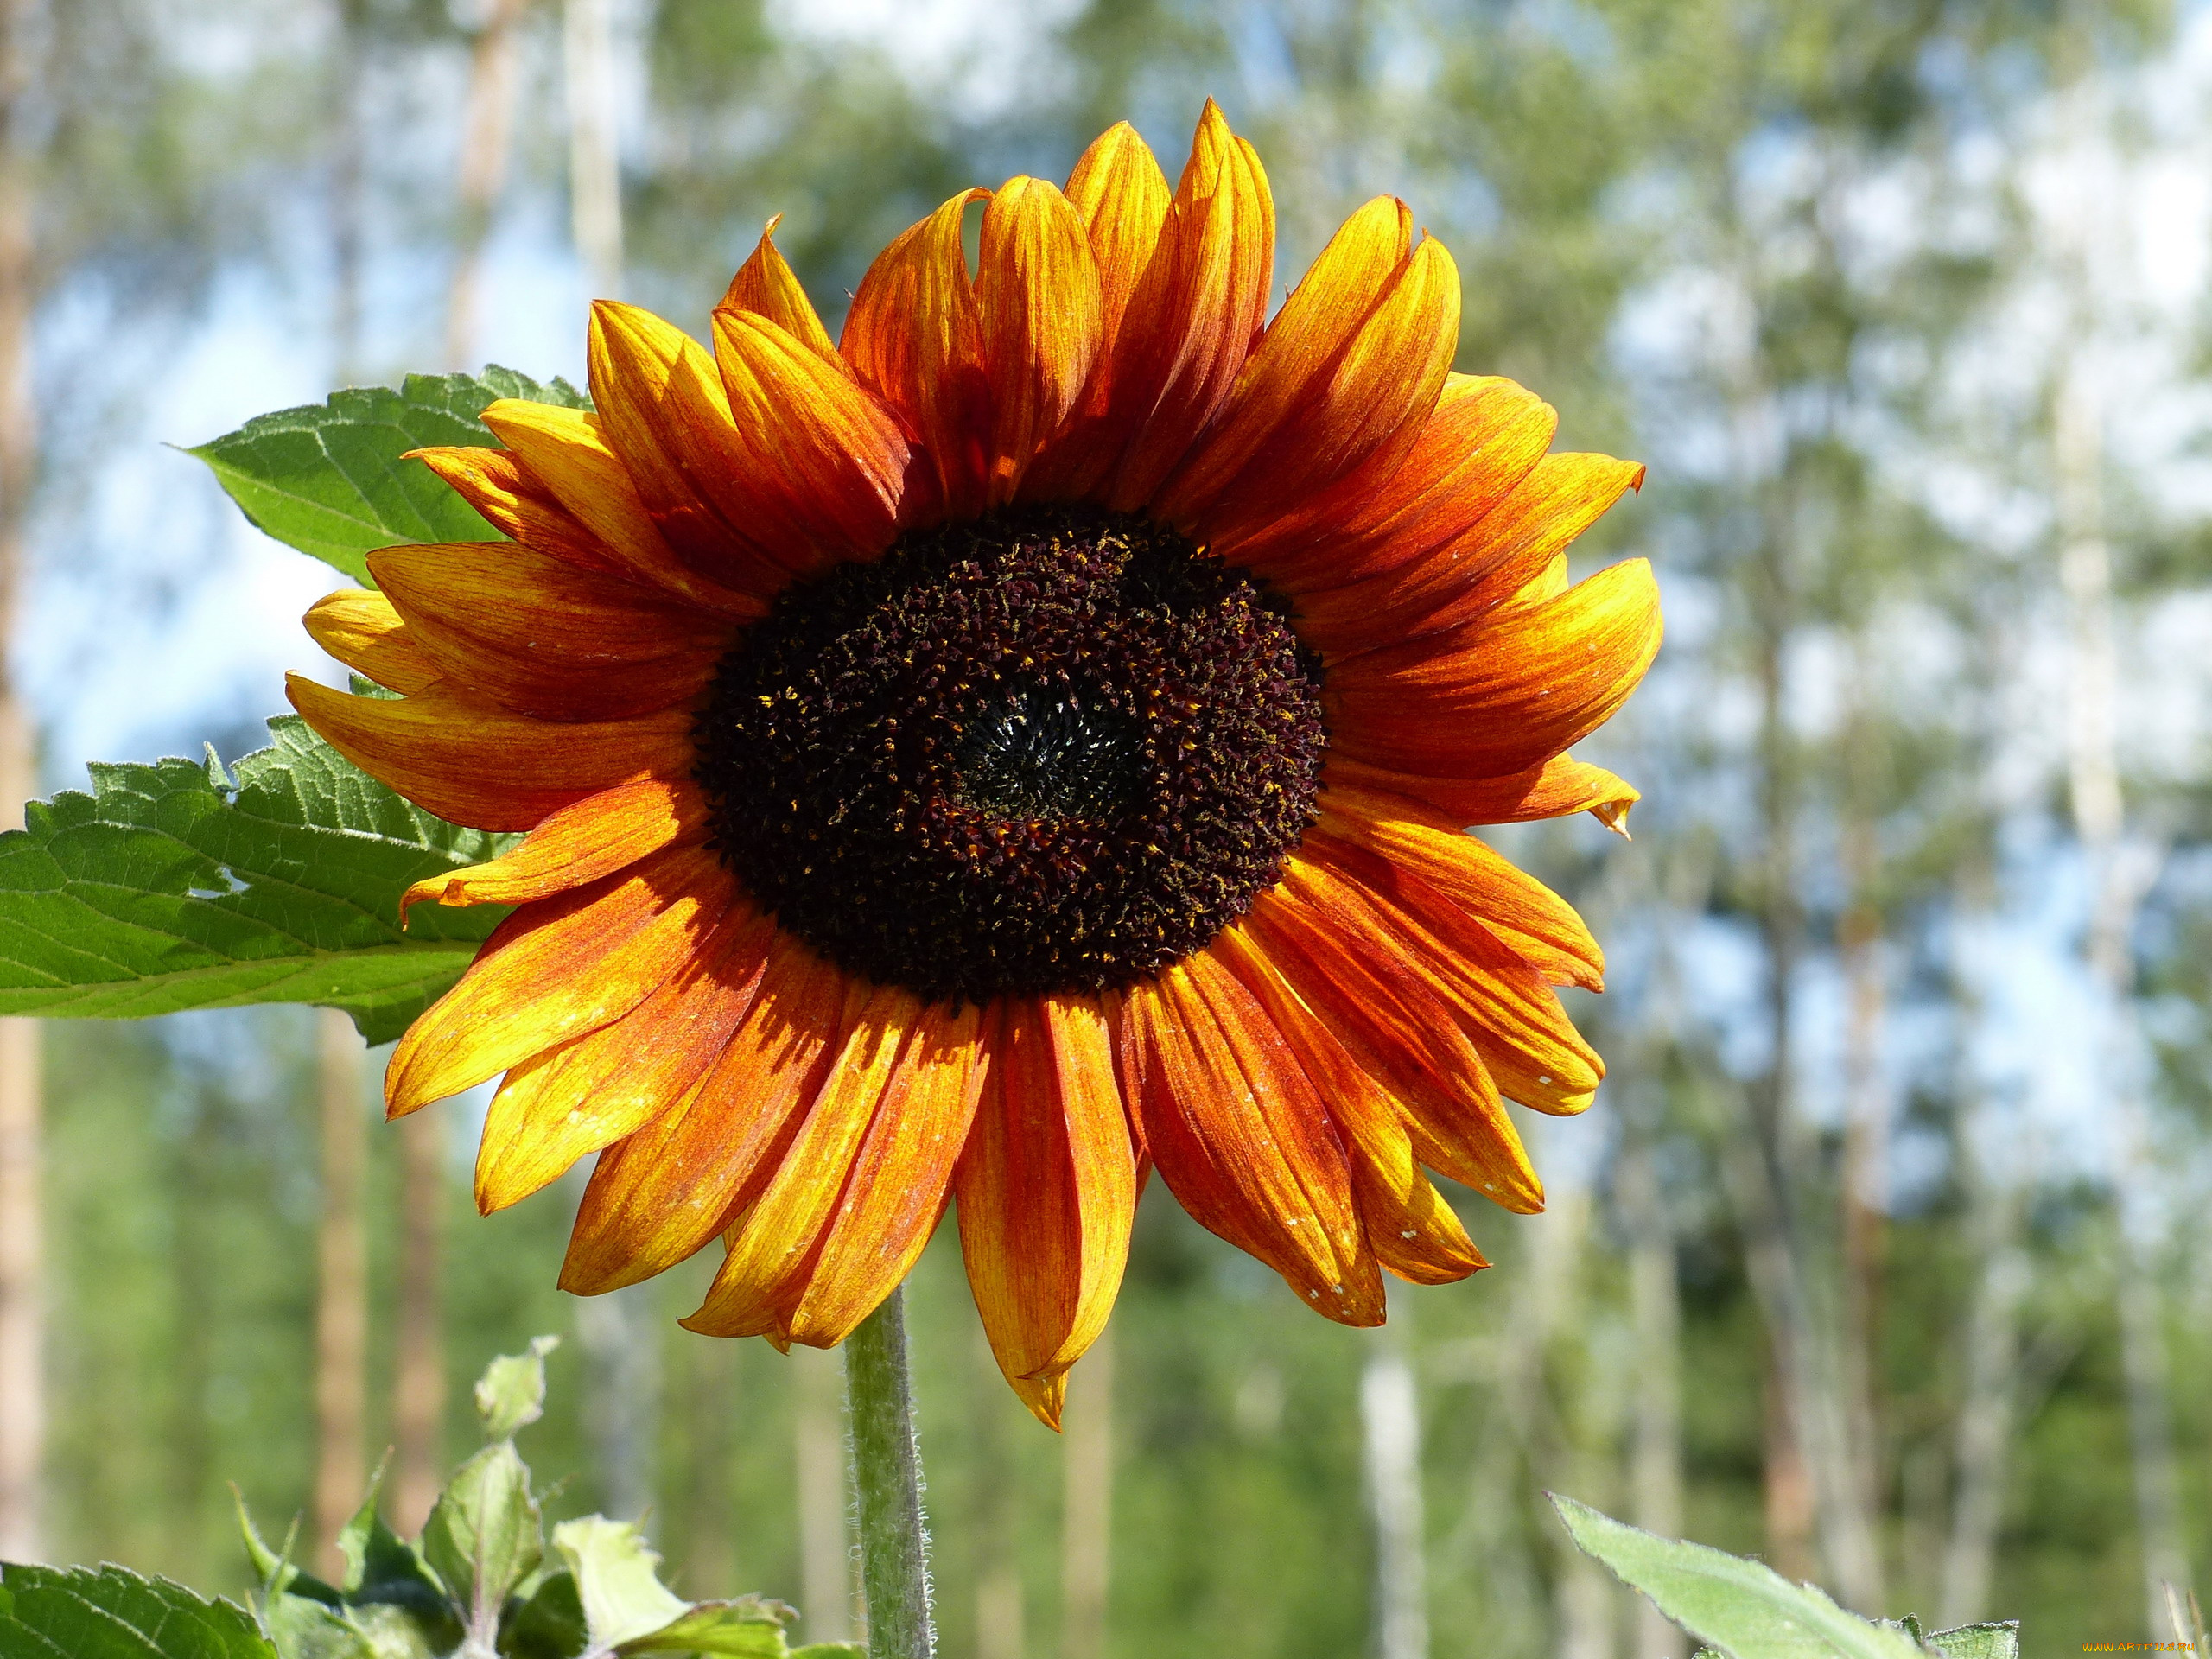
[390,1112,446,1533]
[563,0,621,298]
[1060,1325,1114,1659]
[1360,1327,1429,1659]
[446,0,531,368]
[0,0,41,1567]
[792,1343,855,1643]
[672,1334,736,1600]
[312,1010,367,1574]
[577,1287,660,1521]
[1619,1139,1688,1659]
[971,1324,1023,1659]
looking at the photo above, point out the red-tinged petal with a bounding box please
[720,214,841,365]
[1123,955,1383,1324]
[1208,927,1486,1285]
[477,400,765,620]
[1220,374,1554,584]
[785,1000,989,1346]
[400,777,709,924]
[1101,101,1274,512]
[303,588,441,694]
[1325,558,1662,780]
[410,445,628,575]
[562,933,849,1294]
[1326,753,1640,835]
[1296,453,1644,658]
[977,176,1103,505]
[286,673,693,832]
[956,993,1135,1427]
[1313,780,1603,990]
[709,307,910,560]
[473,901,778,1212]
[681,980,925,1340]
[1236,888,1542,1213]
[385,843,732,1117]
[1275,854,1600,1116]
[589,300,824,592]
[368,541,726,722]
[1021,123,1174,502]
[840,188,995,522]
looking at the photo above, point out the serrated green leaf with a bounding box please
[258,1595,376,1659]
[421,1443,541,1648]
[0,1561,276,1659]
[476,1336,560,1442]
[498,1569,587,1659]
[1550,1496,1927,1659]
[330,1468,458,1650]
[0,715,516,1045]
[550,1518,688,1652]
[1924,1623,2018,1659]
[614,1599,799,1657]
[189,366,588,584]
[233,1491,343,1609]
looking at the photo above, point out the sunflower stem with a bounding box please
[843,1286,935,1658]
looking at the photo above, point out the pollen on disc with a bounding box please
[693,505,1327,1004]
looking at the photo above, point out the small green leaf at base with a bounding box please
[1549,1495,1928,1658]
[420,1443,542,1645]
[189,366,588,585]
[476,1337,560,1444]
[0,716,515,1045]
[1922,1622,2018,1659]
[0,1561,277,1658]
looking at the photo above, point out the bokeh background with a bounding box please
[3,1,2211,1655]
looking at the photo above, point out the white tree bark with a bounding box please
[1060,1325,1116,1659]
[446,0,531,369]
[1362,1336,1429,1659]
[562,0,621,298]
[794,1342,856,1643]
[312,1010,367,1575]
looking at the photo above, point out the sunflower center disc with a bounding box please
[696,506,1327,1003]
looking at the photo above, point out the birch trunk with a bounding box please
[311,1010,367,1574]
[562,0,621,297]
[1060,1325,1115,1659]
[390,1111,446,1534]
[1361,1333,1429,1659]
[576,1285,660,1522]
[0,0,40,1567]
[793,1342,856,1643]
[446,0,531,369]
[1619,1141,1688,1659]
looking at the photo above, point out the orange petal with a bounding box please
[720,215,841,364]
[709,307,910,561]
[562,933,849,1294]
[783,999,989,1346]
[286,672,694,832]
[1313,781,1603,990]
[400,777,709,924]
[977,176,1103,504]
[1020,123,1174,502]
[385,842,732,1117]
[1276,853,1600,1116]
[955,993,1136,1427]
[1325,558,1662,780]
[473,900,778,1212]
[368,541,726,721]
[303,588,442,694]
[1296,453,1644,658]
[1219,374,1554,582]
[1102,101,1274,512]
[1326,753,1639,835]
[1236,886,1541,1213]
[588,300,830,592]
[1208,927,1485,1286]
[840,188,995,522]
[1158,201,1459,544]
[681,980,925,1340]
[477,400,765,620]
[410,445,629,575]
[1122,955,1382,1324]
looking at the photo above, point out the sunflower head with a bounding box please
[291,101,1660,1427]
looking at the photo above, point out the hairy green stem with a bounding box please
[843,1287,934,1658]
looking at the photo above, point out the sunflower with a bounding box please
[290,102,1659,1427]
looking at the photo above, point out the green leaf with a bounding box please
[420,1443,542,1646]
[0,715,515,1044]
[475,1336,561,1443]
[257,1595,376,1659]
[550,1519,688,1652]
[613,1599,802,1657]
[232,1492,343,1610]
[1924,1624,2018,1659]
[786,1648,866,1659]
[189,366,588,585]
[0,1561,276,1659]
[330,1469,458,1650]
[497,1569,586,1659]
[1550,1496,1928,1659]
